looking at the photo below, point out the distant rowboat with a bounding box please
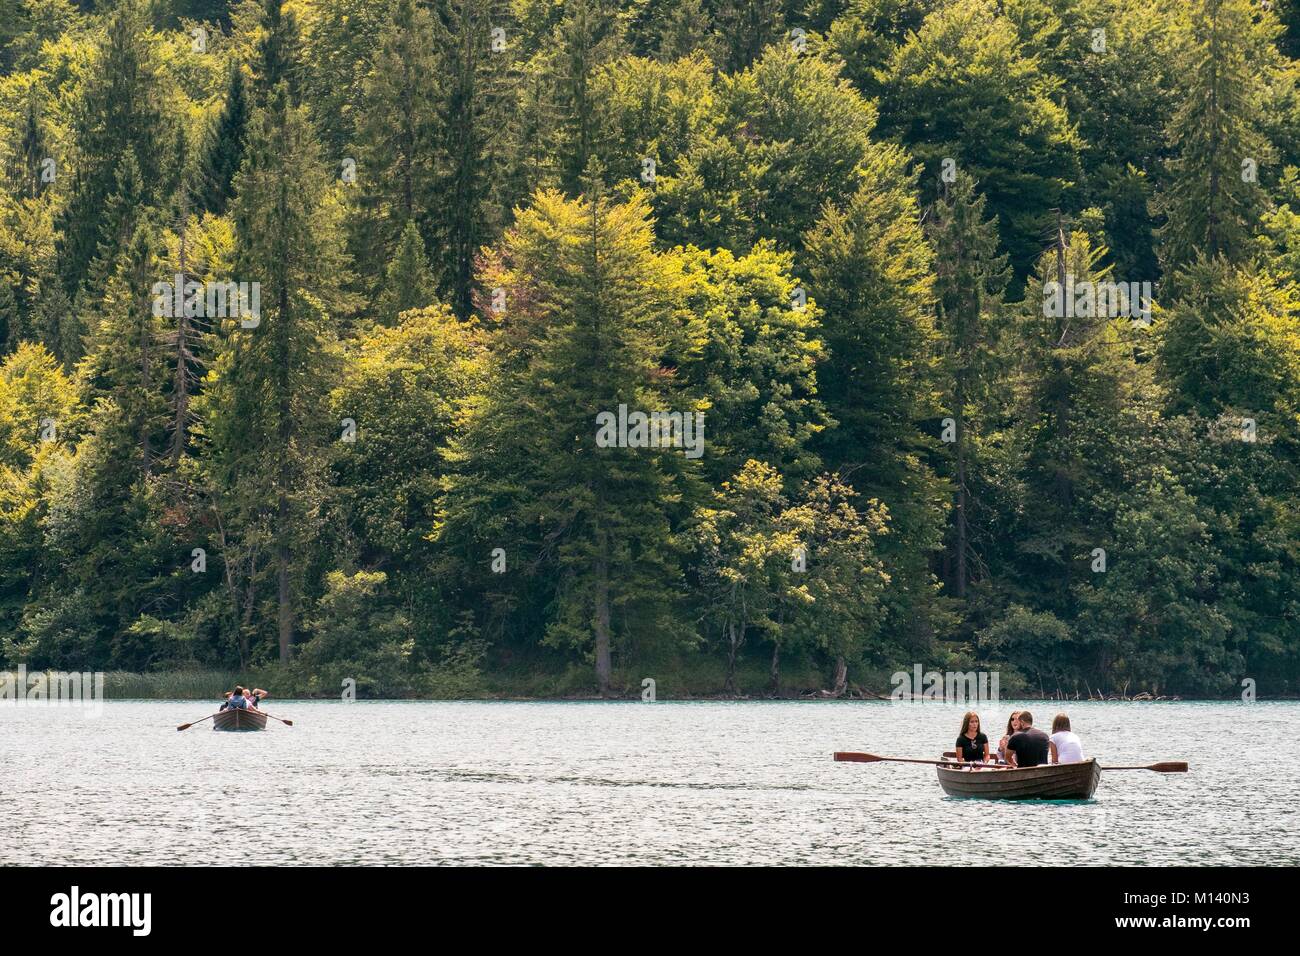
[935,758,1101,800]
[212,708,268,732]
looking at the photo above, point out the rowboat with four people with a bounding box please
[834,751,1186,800]
[935,757,1101,799]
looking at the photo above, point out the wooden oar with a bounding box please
[835,752,1188,774]
[256,710,293,727]
[177,712,221,732]
[834,751,1004,768]
[1101,762,1187,773]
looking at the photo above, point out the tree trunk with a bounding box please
[274,130,294,664]
[954,407,967,599]
[138,308,152,477]
[724,621,739,695]
[593,538,612,697]
[241,579,255,670]
[277,501,292,663]
[831,656,848,697]
[169,202,192,468]
[769,640,780,696]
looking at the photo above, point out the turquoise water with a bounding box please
[3,699,1295,865]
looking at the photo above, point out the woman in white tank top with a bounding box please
[1049,713,1085,763]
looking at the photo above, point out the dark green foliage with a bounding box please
[197,63,249,215]
[875,0,1081,280]
[56,0,170,299]
[1,0,1297,697]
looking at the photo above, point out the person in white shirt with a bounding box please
[1049,713,1084,763]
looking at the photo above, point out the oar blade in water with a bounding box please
[833,751,881,763]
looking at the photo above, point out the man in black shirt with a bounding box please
[1005,710,1051,767]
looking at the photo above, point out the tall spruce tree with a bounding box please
[804,169,949,650]
[204,84,349,663]
[554,0,627,195]
[1158,0,1278,273]
[57,0,168,300]
[197,62,249,215]
[78,220,167,479]
[377,220,438,324]
[432,0,520,319]
[10,94,50,201]
[441,185,693,695]
[252,0,303,104]
[926,173,1009,601]
[349,0,441,310]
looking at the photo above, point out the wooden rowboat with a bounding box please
[212,707,268,732]
[935,758,1100,800]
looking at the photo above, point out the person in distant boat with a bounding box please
[997,711,1023,764]
[1049,713,1084,764]
[246,688,268,710]
[221,686,249,711]
[1004,710,1051,768]
[954,711,989,766]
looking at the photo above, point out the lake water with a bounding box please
[3,700,1295,866]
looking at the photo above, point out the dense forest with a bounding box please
[1,0,1298,698]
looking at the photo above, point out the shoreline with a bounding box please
[3,667,1276,702]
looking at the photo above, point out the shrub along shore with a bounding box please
[66,666,1216,701]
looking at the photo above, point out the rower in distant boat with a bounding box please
[220,686,248,711]
[1004,710,1051,768]
[219,686,268,711]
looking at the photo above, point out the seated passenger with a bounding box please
[997,711,1023,763]
[954,711,989,766]
[1049,713,1085,764]
[1005,710,1051,768]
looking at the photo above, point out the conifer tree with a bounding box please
[554,0,627,195]
[1004,230,1157,617]
[82,151,148,312]
[432,0,520,319]
[1158,0,1278,273]
[875,0,1080,278]
[197,63,249,216]
[78,220,167,478]
[350,0,441,309]
[11,94,49,201]
[712,0,786,73]
[442,185,692,695]
[252,0,303,104]
[926,173,1009,600]
[204,84,349,663]
[804,170,947,650]
[652,0,714,62]
[58,0,168,299]
[378,220,438,324]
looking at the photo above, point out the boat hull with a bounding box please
[212,708,268,732]
[936,758,1100,800]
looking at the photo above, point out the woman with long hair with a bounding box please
[997,711,1023,764]
[954,712,989,766]
[1049,713,1085,763]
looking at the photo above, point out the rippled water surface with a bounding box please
[3,700,1295,865]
